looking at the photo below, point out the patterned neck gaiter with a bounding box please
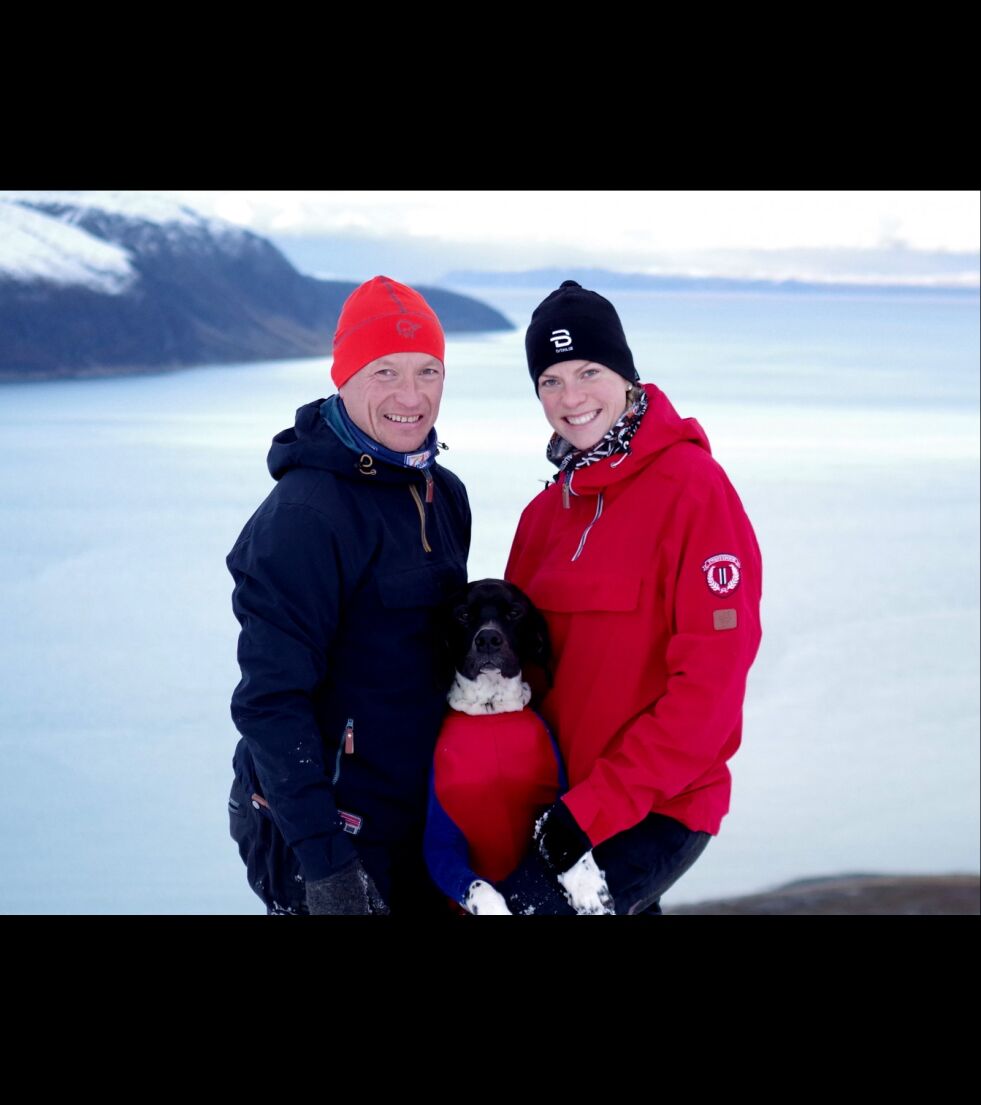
[546,388,649,475]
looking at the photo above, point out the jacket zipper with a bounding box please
[408,483,433,553]
[332,717,354,785]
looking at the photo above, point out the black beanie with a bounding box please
[525,280,638,392]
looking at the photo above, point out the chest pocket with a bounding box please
[376,560,464,609]
[529,570,642,614]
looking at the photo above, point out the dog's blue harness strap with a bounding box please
[536,711,570,794]
[423,769,480,907]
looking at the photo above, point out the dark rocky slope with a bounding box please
[0,196,513,382]
[665,874,979,915]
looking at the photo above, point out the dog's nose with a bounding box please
[474,628,503,653]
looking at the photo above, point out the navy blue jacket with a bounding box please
[227,399,470,885]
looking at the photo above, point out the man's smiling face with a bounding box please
[339,352,445,452]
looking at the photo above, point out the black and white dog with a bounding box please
[443,577,551,714]
[426,579,613,915]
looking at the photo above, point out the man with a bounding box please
[227,276,471,915]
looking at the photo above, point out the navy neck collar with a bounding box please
[321,394,438,471]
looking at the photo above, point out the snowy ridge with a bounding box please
[0,201,135,292]
[0,191,251,293]
[0,189,242,234]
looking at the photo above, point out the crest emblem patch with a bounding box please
[702,553,741,596]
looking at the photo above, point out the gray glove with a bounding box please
[305,859,390,915]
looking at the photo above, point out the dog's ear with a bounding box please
[523,602,553,687]
[438,584,472,680]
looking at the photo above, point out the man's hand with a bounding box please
[305,860,390,915]
[464,879,513,915]
[534,800,592,873]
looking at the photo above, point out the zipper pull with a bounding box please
[343,718,354,754]
[424,469,434,503]
[562,472,571,509]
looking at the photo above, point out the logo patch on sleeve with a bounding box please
[702,553,741,596]
[338,810,363,835]
[713,609,738,631]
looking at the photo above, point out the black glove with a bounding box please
[534,801,592,873]
[305,859,390,915]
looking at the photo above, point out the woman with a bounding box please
[500,280,763,915]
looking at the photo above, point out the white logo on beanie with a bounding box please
[550,329,573,350]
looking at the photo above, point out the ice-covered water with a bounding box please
[0,287,977,912]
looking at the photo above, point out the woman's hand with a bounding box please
[536,802,615,914]
[534,800,593,872]
[557,852,615,915]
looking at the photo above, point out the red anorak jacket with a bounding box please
[505,383,762,846]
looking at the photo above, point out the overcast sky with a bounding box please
[163,190,972,247]
[158,190,979,286]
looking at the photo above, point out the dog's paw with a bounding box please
[464,880,513,916]
[557,852,615,915]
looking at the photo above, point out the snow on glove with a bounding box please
[534,800,592,873]
[305,859,390,915]
[557,852,615,915]
[464,880,513,915]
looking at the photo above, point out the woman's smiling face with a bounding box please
[537,359,630,451]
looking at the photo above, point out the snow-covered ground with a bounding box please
[0,287,977,913]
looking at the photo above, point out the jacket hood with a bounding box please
[565,383,711,494]
[267,398,429,484]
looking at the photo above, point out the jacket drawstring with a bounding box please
[562,471,605,561]
[571,492,604,562]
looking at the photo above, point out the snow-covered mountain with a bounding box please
[0,192,513,381]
